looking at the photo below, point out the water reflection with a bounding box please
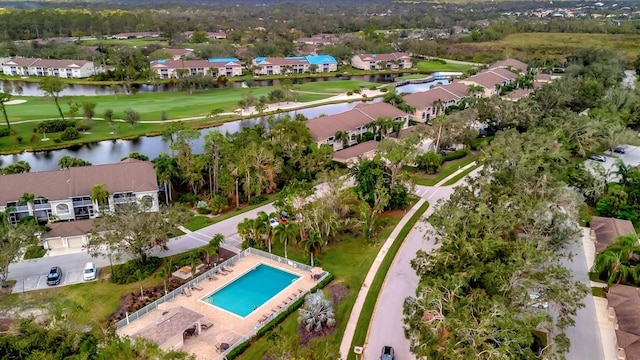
[0,79,447,172]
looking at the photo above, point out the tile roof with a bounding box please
[403,87,462,109]
[590,216,636,252]
[503,88,531,101]
[150,59,240,69]
[333,140,379,161]
[465,70,515,89]
[437,81,471,98]
[306,102,407,141]
[2,57,90,69]
[44,219,94,239]
[0,159,158,205]
[133,306,204,347]
[491,58,528,73]
[2,58,40,67]
[608,285,640,360]
[355,52,410,62]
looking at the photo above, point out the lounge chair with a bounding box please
[219,268,229,276]
[297,288,305,294]
[222,265,233,273]
[182,287,192,297]
[258,315,268,324]
[201,322,214,330]
[207,274,218,281]
[191,284,203,291]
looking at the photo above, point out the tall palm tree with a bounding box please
[91,183,110,211]
[334,130,349,148]
[614,159,634,186]
[593,234,640,285]
[18,193,35,216]
[301,231,323,267]
[0,92,12,132]
[257,211,274,252]
[153,153,179,205]
[206,233,225,264]
[274,221,297,259]
[155,258,174,295]
[433,114,448,153]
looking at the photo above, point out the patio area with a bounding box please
[117,252,318,359]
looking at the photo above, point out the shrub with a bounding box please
[416,151,444,174]
[176,193,199,207]
[24,245,46,259]
[443,149,469,162]
[380,86,389,92]
[35,119,76,133]
[248,194,268,205]
[30,134,39,143]
[111,257,162,284]
[197,207,211,215]
[161,111,168,121]
[369,85,378,90]
[16,136,23,143]
[0,128,10,137]
[346,91,353,96]
[61,127,80,141]
[76,122,92,132]
[53,138,62,143]
[210,195,228,215]
[352,87,362,94]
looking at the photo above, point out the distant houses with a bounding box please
[251,55,338,75]
[182,31,227,40]
[111,32,161,40]
[351,52,412,70]
[1,57,102,78]
[149,58,243,78]
[162,48,194,60]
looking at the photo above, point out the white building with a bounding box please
[1,57,101,78]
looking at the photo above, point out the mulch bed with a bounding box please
[0,318,13,332]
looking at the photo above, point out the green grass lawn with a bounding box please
[79,38,170,47]
[413,154,479,186]
[442,161,481,186]
[184,193,278,231]
[238,213,404,360]
[415,60,474,73]
[348,200,429,360]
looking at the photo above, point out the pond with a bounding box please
[1,73,416,97]
[0,79,449,172]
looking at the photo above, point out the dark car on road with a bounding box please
[613,146,626,154]
[589,155,607,162]
[46,266,62,286]
[381,346,394,360]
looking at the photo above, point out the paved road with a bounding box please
[362,184,456,360]
[563,235,605,360]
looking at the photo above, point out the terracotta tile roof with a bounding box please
[536,73,552,82]
[0,159,158,205]
[333,140,379,161]
[465,70,515,89]
[488,67,519,79]
[436,81,470,98]
[150,59,240,69]
[403,87,462,109]
[590,216,636,252]
[354,52,410,62]
[491,58,528,73]
[608,285,640,360]
[32,59,90,68]
[133,306,204,347]
[44,219,94,239]
[2,57,39,67]
[306,102,407,142]
[503,88,531,101]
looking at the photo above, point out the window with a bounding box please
[56,204,70,214]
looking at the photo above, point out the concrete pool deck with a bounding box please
[117,253,317,360]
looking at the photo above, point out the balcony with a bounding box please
[72,199,94,207]
[34,203,51,210]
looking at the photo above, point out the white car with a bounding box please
[269,218,279,228]
[83,262,97,281]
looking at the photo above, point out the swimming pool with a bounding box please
[202,263,300,317]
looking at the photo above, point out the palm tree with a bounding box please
[274,221,297,259]
[614,159,634,186]
[298,291,336,332]
[155,258,174,295]
[187,250,202,277]
[257,211,275,251]
[153,153,179,205]
[433,114,447,153]
[206,233,225,265]
[301,230,323,267]
[91,183,110,211]
[0,92,12,132]
[255,101,268,120]
[18,192,35,216]
[334,130,349,148]
[593,235,640,286]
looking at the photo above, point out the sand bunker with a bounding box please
[5,99,27,105]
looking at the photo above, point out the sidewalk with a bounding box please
[339,161,477,359]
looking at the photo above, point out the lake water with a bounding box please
[0,79,448,171]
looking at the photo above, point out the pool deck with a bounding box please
[117,253,317,359]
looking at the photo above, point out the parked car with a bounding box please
[269,218,279,228]
[589,155,607,162]
[380,346,394,360]
[83,262,97,281]
[613,146,626,154]
[47,266,62,286]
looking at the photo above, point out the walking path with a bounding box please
[338,161,478,359]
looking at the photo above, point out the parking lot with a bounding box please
[585,145,640,181]
[11,265,98,293]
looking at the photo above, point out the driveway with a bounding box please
[586,145,640,181]
[11,264,98,293]
[362,184,455,360]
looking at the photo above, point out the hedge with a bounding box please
[226,273,336,360]
[443,149,469,162]
[34,119,76,133]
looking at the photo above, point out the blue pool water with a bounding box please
[202,264,300,317]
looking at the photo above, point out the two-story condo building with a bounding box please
[351,53,412,70]
[1,57,101,78]
[458,68,518,97]
[0,159,159,226]
[403,82,472,123]
[306,102,409,151]
[149,58,242,78]
[251,55,338,75]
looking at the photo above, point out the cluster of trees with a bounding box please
[593,235,640,286]
[403,49,636,359]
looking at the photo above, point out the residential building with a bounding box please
[489,58,529,73]
[458,68,518,97]
[182,31,227,40]
[149,58,242,78]
[403,86,466,123]
[1,57,101,78]
[251,55,337,75]
[333,140,379,167]
[293,34,342,46]
[306,102,409,151]
[503,88,532,102]
[0,159,159,226]
[163,48,194,60]
[351,52,412,70]
[605,285,640,360]
[590,216,636,253]
[112,32,161,40]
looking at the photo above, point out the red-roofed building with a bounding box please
[459,68,518,97]
[351,53,412,70]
